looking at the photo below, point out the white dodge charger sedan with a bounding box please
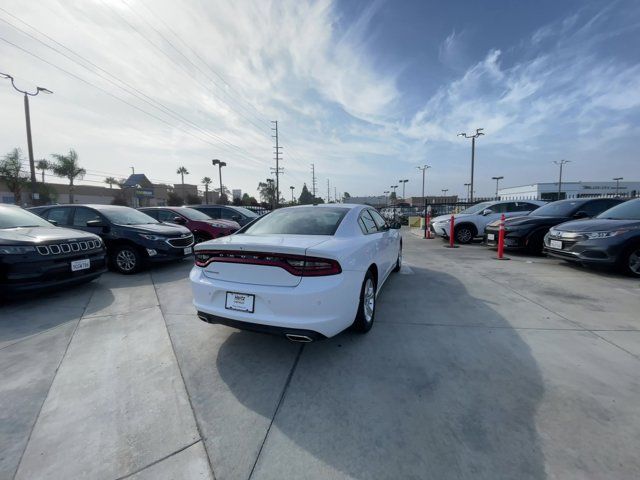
[190,204,402,341]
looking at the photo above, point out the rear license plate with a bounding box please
[71,259,90,272]
[183,247,193,255]
[225,292,255,313]
[550,239,563,249]
[487,233,495,241]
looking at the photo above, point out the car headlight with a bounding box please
[584,230,628,239]
[208,222,229,228]
[0,245,36,254]
[138,233,166,241]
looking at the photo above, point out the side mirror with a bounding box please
[390,222,402,229]
[172,216,187,225]
[482,209,493,216]
[86,219,106,228]
[573,211,588,219]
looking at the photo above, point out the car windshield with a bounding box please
[596,199,640,220]
[0,207,52,229]
[231,206,258,217]
[458,202,494,215]
[100,207,159,225]
[244,207,349,235]
[180,208,214,221]
[530,201,581,217]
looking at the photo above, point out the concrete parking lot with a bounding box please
[2,230,640,480]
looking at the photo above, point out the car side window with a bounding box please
[157,209,178,222]
[521,202,540,211]
[359,210,378,234]
[581,200,613,217]
[202,207,221,218]
[220,208,236,220]
[72,207,100,227]
[369,209,387,230]
[143,210,159,220]
[43,207,71,225]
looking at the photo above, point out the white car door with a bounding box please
[369,209,396,276]
[359,210,389,277]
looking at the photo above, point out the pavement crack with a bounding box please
[113,439,201,480]
[248,343,304,480]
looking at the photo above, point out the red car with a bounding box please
[139,207,240,243]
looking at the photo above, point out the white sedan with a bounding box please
[190,204,402,341]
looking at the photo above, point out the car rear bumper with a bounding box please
[484,230,527,250]
[190,267,363,338]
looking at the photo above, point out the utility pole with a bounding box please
[457,128,484,203]
[271,121,283,208]
[464,183,471,199]
[613,177,623,196]
[384,190,390,205]
[492,176,504,198]
[327,179,330,203]
[1,72,52,204]
[290,185,295,204]
[334,187,337,203]
[311,163,317,198]
[417,165,431,202]
[553,160,570,200]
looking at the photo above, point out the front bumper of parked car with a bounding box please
[543,231,626,265]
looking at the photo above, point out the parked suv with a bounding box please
[484,197,623,253]
[139,207,239,243]
[33,205,193,274]
[430,200,546,243]
[544,198,640,276]
[1,205,106,293]
[189,204,259,227]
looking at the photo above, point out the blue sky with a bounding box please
[1,0,639,199]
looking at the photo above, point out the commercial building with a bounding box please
[498,181,640,200]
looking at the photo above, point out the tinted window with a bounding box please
[459,201,494,215]
[220,208,237,220]
[580,200,613,218]
[73,207,101,227]
[489,203,508,213]
[369,210,387,229]
[43,207,71,225]
[199,207,221,218]
[179,208,212,221]
[0,207,52,228]
[508,202,538,212]
[141,210,159,220]
[530,200,582,217]
[231,206,258,218]
[156,209,179,222]
[359,211,378,234]
[99,207,158,225]
[596,199,640,220]
[244,207,348,235]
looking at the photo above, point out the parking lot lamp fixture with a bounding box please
[464,183,471,199]
[417,165,430,201]
[290,185,295,204]
[442,189,448,196]
[383,190,390,205]
[492,176,504,198]
[399,179,409,201]
[1,72,52,203]
[553,160,570,199]
[457,128,484,203]
[613,177,623,196]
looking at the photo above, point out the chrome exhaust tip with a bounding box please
[285,334,313,343]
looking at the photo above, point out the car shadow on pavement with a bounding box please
[213,267,547,480]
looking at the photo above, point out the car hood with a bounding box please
[504,215,570,227]
[553,219,640,232]
[431,213,471,223]
[195,234,330,255]
[0,226,99,245]
[126,223,191,235]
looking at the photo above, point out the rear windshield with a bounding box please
[530,201,580,217]
[244,207,349,235]
[596,199,640,220]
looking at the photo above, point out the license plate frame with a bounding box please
[487,233,495,241]
[71,258,90,272]
[550,239,563,250]
[225,292,255,313]
[183,247,193,255]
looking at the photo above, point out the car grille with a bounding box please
[167,234,194,248]
[36,239,102,256]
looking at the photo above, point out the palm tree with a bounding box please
[51,149,86,204]
[104,176,118,189]
[177,166,189,185]
[202,176,212,204]
[36,159,50,183]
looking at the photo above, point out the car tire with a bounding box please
[352,270,377,333]
[455,224,476,244]
[393,242,402,272]
[111,245,142,274]
[619,243,640,277]
[194,233,211,244]
[525,230,546,254]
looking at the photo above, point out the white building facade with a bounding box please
[498,181,640,201]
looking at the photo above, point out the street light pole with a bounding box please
[383,190,390,205]
[1,72,52,203]
[553,160,570,200]
[442,189,449,196]
[613,177,623,196]
[457,128,484,203]
[417,165,431,202]
[290,185,295,204]
[212,159,226,202]
[491,176,504,198]
[399,179,409,202]
[464,183,471,199]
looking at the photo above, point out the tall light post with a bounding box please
[1,72,52,202]
[442,189,449,196]
[417,165,431,202]
[613,177,623,196]
[398,179,409,202]
[464,183,471,199]
[212,159,226,201]
[492,176,504,198]
[383,190,390,205]
[457,128,484,203]
[290,185,295,204]
[553,160,570,200]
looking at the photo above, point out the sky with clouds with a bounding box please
[1,0,639,199]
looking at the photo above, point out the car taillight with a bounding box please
[194,250,341,276]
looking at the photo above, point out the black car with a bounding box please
[189,204,260,227]
[32,205,193,274]
[1,204,106,294]
[484,198,623,253]
[544,198,640,276]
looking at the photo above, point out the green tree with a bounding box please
[343,192,351,202]
[167,192,184,206]
[232,196,242,206]
[202,176,212,204]
[51,149,86,204]
[186,193,201,205]
[176,166,189,185]
[0,148,28,204]
[241,193,251,205]
[257,179,277,207]
[104,176,118,189]
[36,159,50,183]
[298,183,314,205]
